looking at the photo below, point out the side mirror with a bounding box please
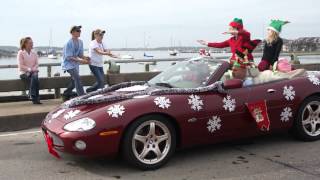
[223,79,243,89]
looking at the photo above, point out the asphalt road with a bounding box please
[1,129,320,180]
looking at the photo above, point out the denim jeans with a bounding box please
[86,65,105,93]
[20,72,40,101]
[63,68,85,96]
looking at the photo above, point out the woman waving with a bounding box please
[86,29,118,93]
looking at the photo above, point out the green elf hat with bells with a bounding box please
[229,18,243,30]
[267,20,290,34]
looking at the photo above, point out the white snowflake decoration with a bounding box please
[280,107,293,122]
[154,96,171,109]
[283,85,295,101]
[223,95,236,112]
[307,74,320,86]
[207,116,222,133]
[64,110,81,120]
[107,104,125,118]
[188,94,203,111]
[51,109,66,119]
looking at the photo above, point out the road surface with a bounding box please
[0,129,320,180]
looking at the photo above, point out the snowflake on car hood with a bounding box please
[64,110,81,120]
[107,104,125,118]
[154,96,171,109]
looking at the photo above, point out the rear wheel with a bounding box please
[122,115,176,170]
[292,96,320,141]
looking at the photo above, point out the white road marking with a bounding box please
[0,130,42,137]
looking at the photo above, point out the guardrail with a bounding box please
[0,72,160,100]
[0,53,319,102]
[0,52,318,76]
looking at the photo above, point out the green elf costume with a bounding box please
[258,20,290,71]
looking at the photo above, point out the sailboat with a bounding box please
[120,37,134,60]
[47,29,58,59]
[143,32,154,58]
[144,52,154,58]
[169,49,178,56]
[168,36,179,56]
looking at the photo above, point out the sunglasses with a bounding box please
[75,29,81,33]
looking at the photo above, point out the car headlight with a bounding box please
[63,118,96,132]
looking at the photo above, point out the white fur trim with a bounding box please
[267,26,279,34]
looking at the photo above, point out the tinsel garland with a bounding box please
[148,81,225,96]
[66,81,225,108]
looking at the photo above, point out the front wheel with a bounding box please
[122,115,176,170]
[292,96,320,141]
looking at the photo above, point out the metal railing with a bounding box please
[0,52,319,77]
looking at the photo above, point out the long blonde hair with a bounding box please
[266,30,279,45]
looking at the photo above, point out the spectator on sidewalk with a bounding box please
[61,25,90,101]
[17,37,41,104]
[86,29,118,93]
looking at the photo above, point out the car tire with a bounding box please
[122,115,176,170]
[292,96,320,141]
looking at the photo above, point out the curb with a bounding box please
[0,112,47,132]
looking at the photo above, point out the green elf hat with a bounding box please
[267,20,290,34]
[229,18,243,30]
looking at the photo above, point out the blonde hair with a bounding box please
[20,37,32,50]
[266,30,279,45]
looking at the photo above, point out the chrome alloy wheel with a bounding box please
[302,101,320,136]
[132,120,171,165]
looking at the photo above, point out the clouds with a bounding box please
[0,0,319,48]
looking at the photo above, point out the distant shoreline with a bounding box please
[1,36,320,57]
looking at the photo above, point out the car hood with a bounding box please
[46,85,157,123]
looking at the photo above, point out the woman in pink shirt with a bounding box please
[17,37,41,104]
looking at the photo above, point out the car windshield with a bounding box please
[148,57,221,88]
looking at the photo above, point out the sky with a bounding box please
[0,0,319,48]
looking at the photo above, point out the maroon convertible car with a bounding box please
[42,57,320,170]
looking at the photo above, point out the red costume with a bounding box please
[207,18,254,65]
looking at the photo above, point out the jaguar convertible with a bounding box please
[42,57,320,170]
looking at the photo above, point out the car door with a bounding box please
[246,79,295,132]
[189,85,254,144]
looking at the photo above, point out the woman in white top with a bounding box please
[86,29,118,93]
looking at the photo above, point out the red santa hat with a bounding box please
[229,18,243,30]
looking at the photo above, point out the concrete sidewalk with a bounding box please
[0,99,62,132]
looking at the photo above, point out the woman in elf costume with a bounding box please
[258,20,289,71]
[220,39,261,83]
[198,18,253,65]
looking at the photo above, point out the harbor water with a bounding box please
[0,50,319,80]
